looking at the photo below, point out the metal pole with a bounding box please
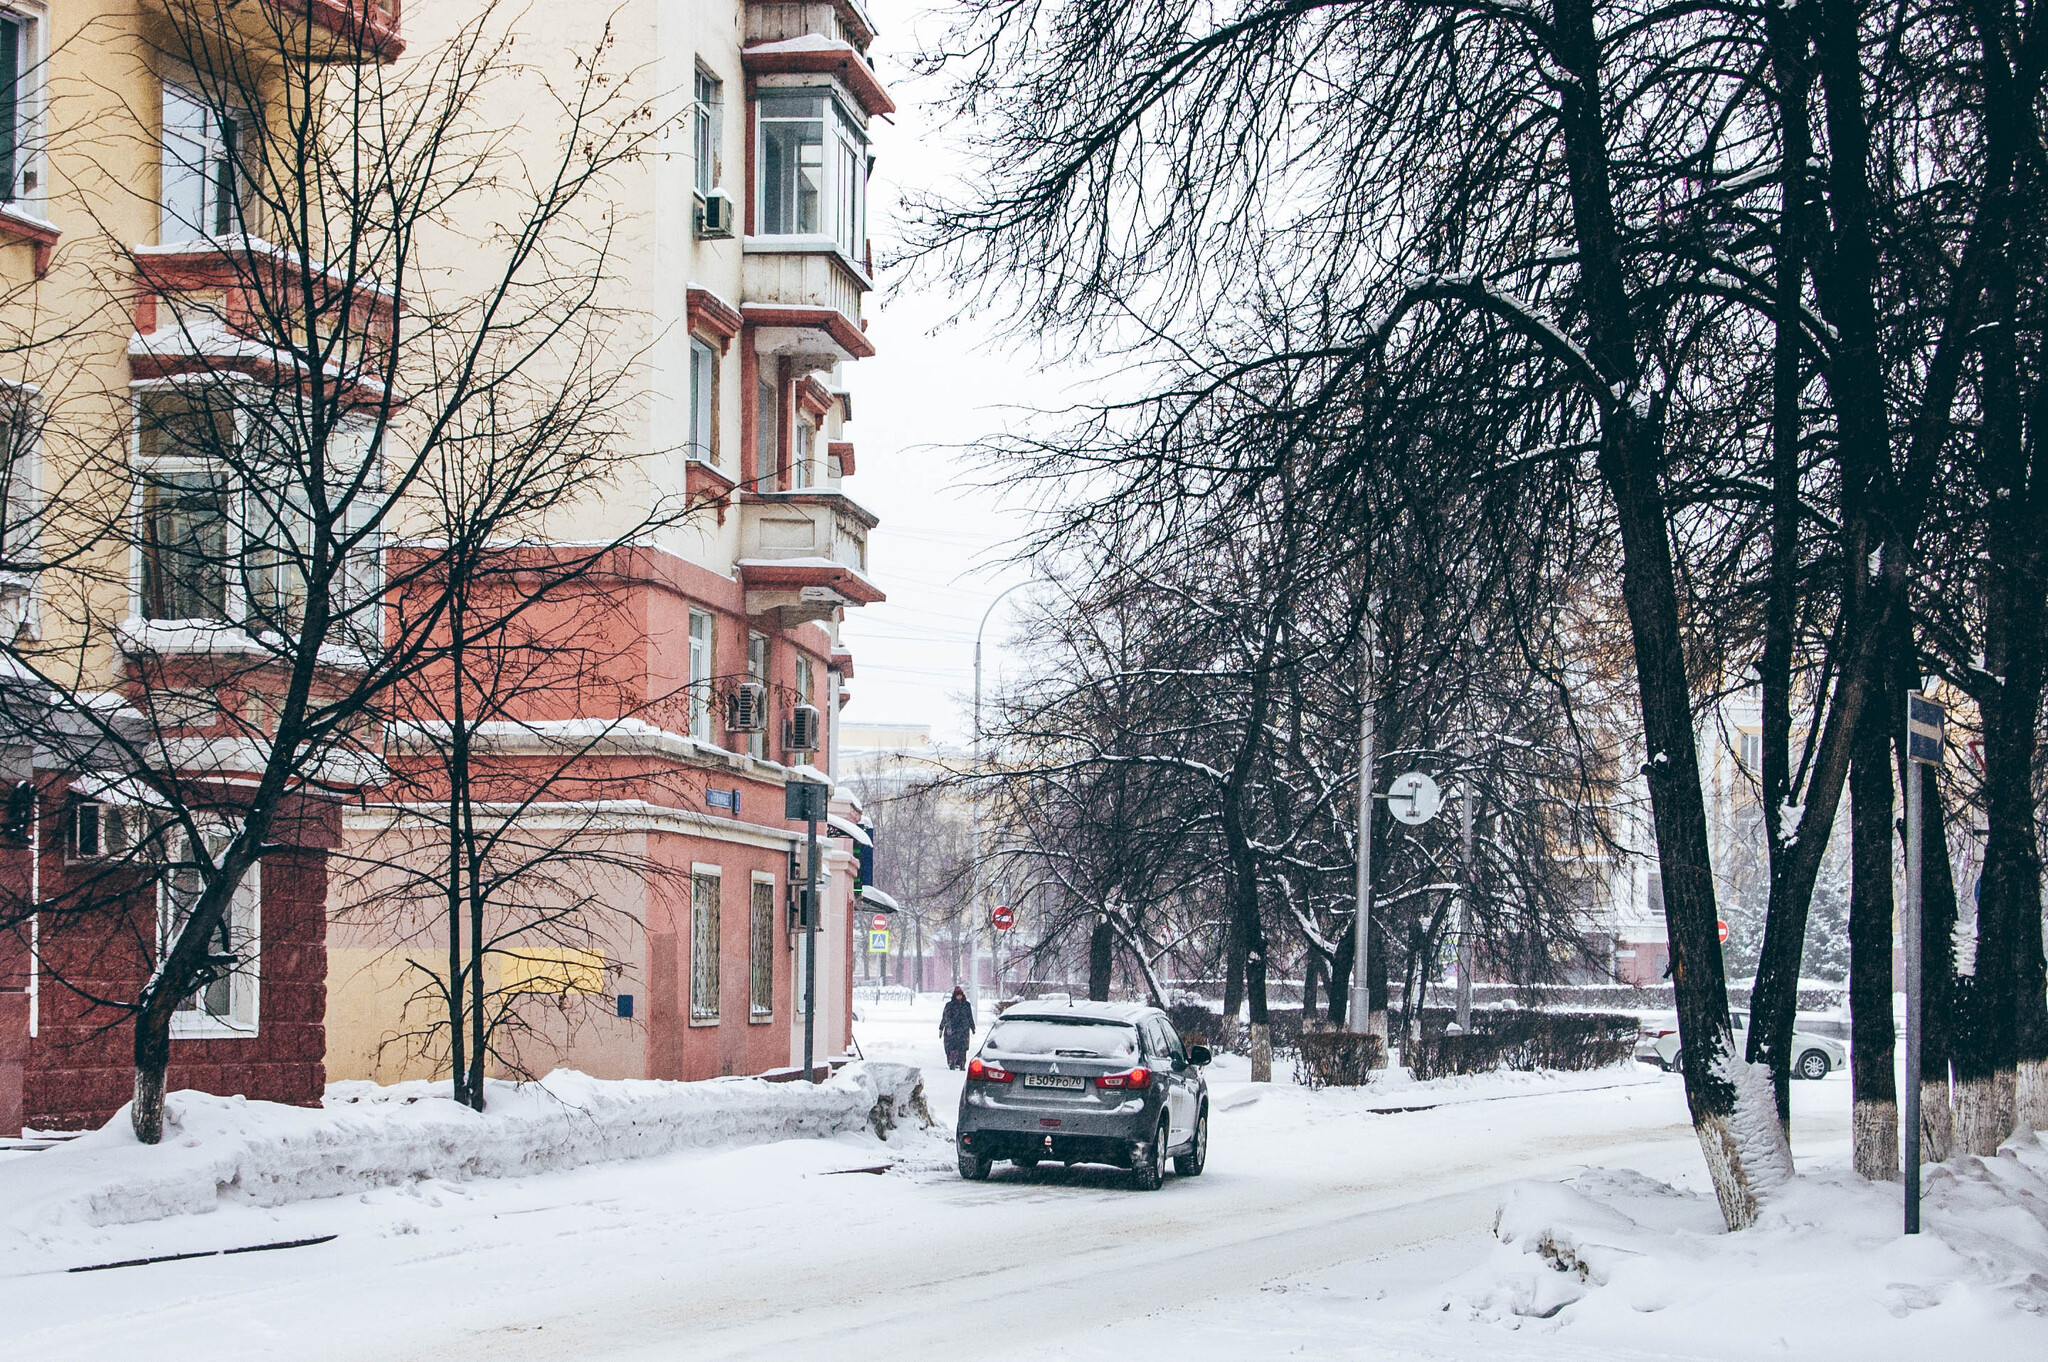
[1351,608,1376,1039]
[1903,744,1923,1233]
[970,581,1032,1023]
[1457,748,1475,1031]
[804,808,821,1082]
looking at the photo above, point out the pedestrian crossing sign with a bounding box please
[868,930,889,954]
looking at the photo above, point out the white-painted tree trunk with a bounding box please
[1853,1098,1899,1180]
[1954,1071,2016,1155]
[1249,1023,1272,1083]
[2017,1060,2048,1132]
[1920,1080,1954,1164]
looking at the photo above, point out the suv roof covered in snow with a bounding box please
[998,999,1158,1025]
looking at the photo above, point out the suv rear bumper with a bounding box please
[958,1127,1144,1168]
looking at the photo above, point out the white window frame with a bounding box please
[688,336,716,465]
[131,378,244,625]
[791,417,812,489]
[159,75,256,243]
[752,87,866,254]
[687,609,715,742]
[130,380,382,634]
[160,821,261,1038]
[692,65,723,199]
[0,4,49,216]
[0,378,41,637]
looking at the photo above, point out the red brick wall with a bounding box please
[24,846,329,1132]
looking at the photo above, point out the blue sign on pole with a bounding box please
[1907,693,1945,765]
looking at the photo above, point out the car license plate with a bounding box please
[1022,1074,1085,1090]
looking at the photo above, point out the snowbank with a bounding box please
[1446,1130,2048,1354]
[0,1063,927,1257]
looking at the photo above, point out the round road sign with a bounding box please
[1386,771,1443,825]
[870,912,889,931]
[991,905,1015,931]
[1717,919,1729,944]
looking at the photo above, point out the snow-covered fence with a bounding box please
[0,1063,929,1245]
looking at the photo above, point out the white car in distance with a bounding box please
[1637,1010,1846,1080]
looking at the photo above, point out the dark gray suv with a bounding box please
[955,1000,1211,1190]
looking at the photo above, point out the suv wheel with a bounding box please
[1797,1049,1831,1081]
[958,1146,992,1181]
[1175,1106,1208,1177]
[1131,1117,1167,1192]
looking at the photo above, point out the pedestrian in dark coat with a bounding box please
[940,986,976,1069]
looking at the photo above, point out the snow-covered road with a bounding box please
[0,997,1853,1361]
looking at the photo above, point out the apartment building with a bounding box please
[0,2,406,1134]
[323,0,892,1085]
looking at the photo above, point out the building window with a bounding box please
[755,377,779,485]
[750,876,774,1018]
[795,652,814,708]
[690,869,721,1021]
[160,826,260,1033]
[0,8,42,206]
[0,391,38,577]
[754,89,867,252]
[792,419,813,489]
[693,67,722,197]
[746,631,769,760]
[133,387,379,631]
[140,467,230,622]
[161,80,254,241]
[1646,871,1665,918]
[689,337,717,464]
[1738,731,1762,771]
[688,609,715,742]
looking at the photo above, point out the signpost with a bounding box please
[1903,692,1944,1234]
[785,778,830,1083]
[991,905,1015,932]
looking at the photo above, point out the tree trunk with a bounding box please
[1302,951,1321,1022]
[1552,0,1785,1227]
[130,1012,171,1145]
[1848,698,1899,1180]
[1223,915,1245,1019]
[1918,763,1958,1163]
[1327,922,1354,1029]
[1087,918,1114,1002]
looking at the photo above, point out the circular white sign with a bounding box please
[1387,771,1443,825]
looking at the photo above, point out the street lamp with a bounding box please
[968,579,1035,1018]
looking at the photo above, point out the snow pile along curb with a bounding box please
[1445,1131,2048,1355]
[0,1062,927,1251]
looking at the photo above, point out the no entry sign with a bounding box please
[870,913,889,931]
[1717,919,1729,944]
[991,905,1015,931]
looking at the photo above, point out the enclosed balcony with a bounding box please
[736,490,883,624]
[146,0,404,64]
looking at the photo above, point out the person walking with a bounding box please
[940,986,976,1070]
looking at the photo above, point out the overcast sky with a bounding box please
[832,2,1078,745]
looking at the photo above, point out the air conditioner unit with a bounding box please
[726,680,768,733]
[698,188,735,239]
[785,703,822,753]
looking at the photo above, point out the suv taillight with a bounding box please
[1095,1067,1152,1090]
[967,1057,1014,1084]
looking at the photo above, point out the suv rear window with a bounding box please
[984,1018,1140,1058]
